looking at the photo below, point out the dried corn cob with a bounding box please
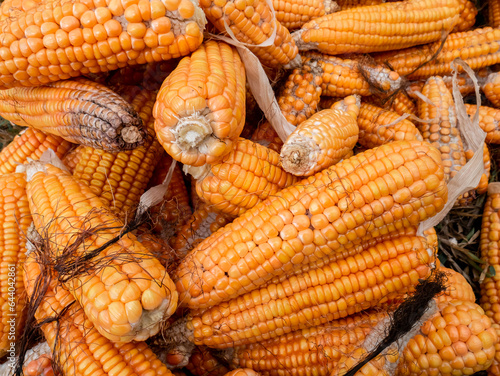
[417,76,466,182]
[304,52,404,98]
[424,227,438,255]
[482,71,500,108]
[280,95,360,176]
[0,78,146,151]
[273,0,338,29]
[194,138,299,216]
[25,162,178,343]
[199,0,299,68]
[408,71,485,100]
[277,57,324,126]
[364,91,418,118]
[455,142,490,206]
[454,0,477,32]
[357,102,422,149]
[0,0,206,89]
[337,0,384,10]
[186,346,230,376]
[72,86,163,214]
[175,140,448,309]
[251,121,284,153]
[154,41,246,167]
[60,145,83,174]
[0,127,72,175]
[170,202,234,258]
[489,323,500,376]
[436,267,476,303]
[373,27,500,80]
[0,173,30,357]
[398,299,498,376]
[490,0,500,26]
[292,0,462,54]
[23,255,175,376]
[0,0,40,21]
[182,235,433,348]
[223,370,259,376]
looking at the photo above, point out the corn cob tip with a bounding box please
[291,30,317,51]
[280,135,320,175]
[173,113,213,150]
[488,182,500,194]
[121,126,144,144]
[183,164,211,180]
[324,0,341,14]
[22,160,48,183]
[283,54,304,69]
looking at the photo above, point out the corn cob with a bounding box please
[24,161,178,343]
[0,127,72,175]
[336,0,384,10]
[303,52,403,98]
[292,0,462,55]
[424,227,438,255]
[0,341,52,376]
[481,71,500,108]
[186,346,230,376]
[198,0,299,68]
[223,370,259,376]
[170,202,234,258]
[273,0,338,30]
[357,102,422,149]
[435,267,476,303]
[60,145,83,173]
[455,142,490,206]
[176,139,447,309]
[398,299,498,376]
[373,27,500,80]
[0,0,206,89]
[489,323,500,376]
[490,0,500,26]
[277,57,324,126]
[280,95,360,176]
[454,0,477,32]
[72,86,163,214]
[0,0,40,21]
[194,138,299,216]
[182,235,433,348]
[0,173,30,357]
[22,255,175,376]
[251,121,284,153]
[154,41,246,167]
[416,76,467,183]
[0,78,147,151]
[364,91,418,118]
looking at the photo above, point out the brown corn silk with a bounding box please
[194,138,299,216]
[22,256,175,376]
[416,76,467,183]
[303,51,404,98]
[280,95,360,176]
[185,235,434,348]
[292,0,462,54]
[0,78,146,151]
[154,40,246,167]
[0,128,73,174]
[72,86,163,215]
[357,102,423,149]
[0,0,206,88]
[25,162,178,342]
[175,140,448,310]
[198,0,299,68]
[273,0,338,29]
[0,173,29,357]
[372,28,500,80]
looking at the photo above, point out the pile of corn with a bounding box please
[2,0,500,375]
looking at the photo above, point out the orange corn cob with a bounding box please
[455,143,490,206]
[72,86,163,214]
[273,0,338,29]
[23,255,175,376]
[292,0,462,55]
[0,0,40,21]
[304,52,404,98]
[135,232,179,274]
[482,71,500,108]
[175,140,448,310]
[280,95,360,176]
[424,227,438,255]
[277,57,324,126]
[223,370,259,376]
[0,0,206,89]
[357,102,422,149]
[25,162,178,343]
[454,0,477,32]
[490,0,500,26]
[154,41,246,167]
[0,78,147,151]
[417,76,466,182]
[194,138,299,216]
[489,323,500,376]
[364,91,418,118]
[198,0,299,68]
[480,183,500,326]
[436,267,476,304]
[0,173,30,357]
[398,299,498,376]
[170,202,234,258]
[0,127,73,174]
[251,121,284,153]
[186,346,230,376]
[336,0,384,10]
[373,27,500,80]
[61,145,83,173]
[184,235,434,348]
